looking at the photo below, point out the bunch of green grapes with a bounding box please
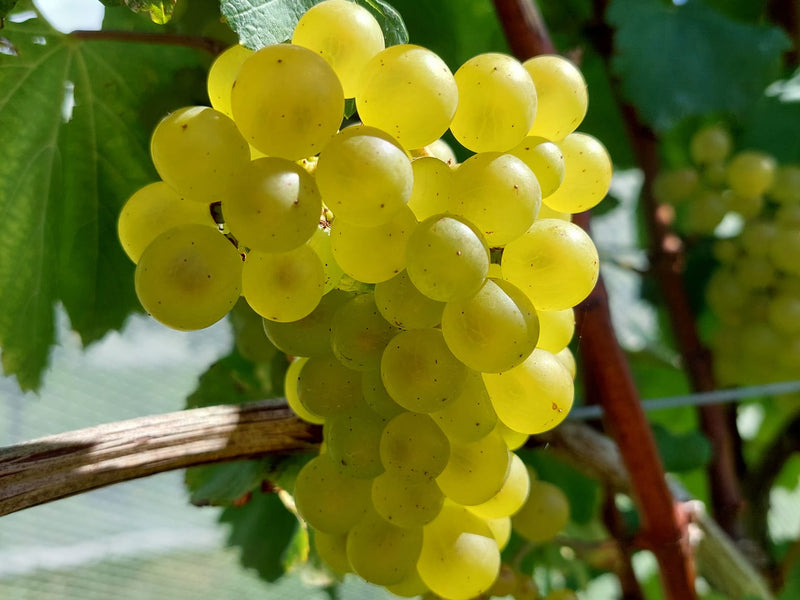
[117,1,608,597]
[655,124,800,386]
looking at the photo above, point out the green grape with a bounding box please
[431,369,498,444]
[467,452,530,519]
[740,221,776,258]
[494,420,529,450]
[451,152,542,246]
[509,136,566,198]
[537,202,571,221]
[767,292,800,335]
[523,55,587,141]
[712,238,739,263]
[768,164,800,204]
[705,269,748,324]
[733,255,774,290]
[425,138,458,165]
[689,124,732,165]
[450,53,537,153]
[502,219,599,311]
[488,564,517,597]
[405,215,490,302]
[407,156,453,221]
[362,367,405,418]
[381,328,466,413]
[441,277,539,373]
[483,349,574,434]
[230,297,278,363]
[380,411,451,478]
[313,529,352,574]
[294,453,371,533]
[726,150,777,198]
[356,44,458,149]
[726,190,764,220]
[652,167,699,205]
[307,226,345,293]
[316,125,413,226]
[536,308,575,353]
[769,225,800,276]
[416,502,501,600]
[372,470,445,527]
[285,357,325,425]
[374,270,446,330]
[324,405,387,478]
[346,506,423,586]
[486,516,512,550]
[206,44,253,118]
[544,589,578,600]
[222,158,321,253]
[291,0,384,97]
[150,106,250,204]
[436,431,511,506]
[263,289,353,358]
[231,43,344,160]
[512,479,570,543]
[554,347,577,380]
[543,132,612,214]
[118,181,215,264]
[331,204,418,283]
[296,355,363,417]
[703,160,728,188]
[385,568,430,598]
[331,293,399,371]
[135,224,242,331]
[685,188,727,234]
[242,245,324,322]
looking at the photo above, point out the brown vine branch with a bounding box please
[0,401,320,518]
[70,29,227,55]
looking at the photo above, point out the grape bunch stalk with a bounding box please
[116,1,611,598]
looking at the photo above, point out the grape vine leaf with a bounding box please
[186,460,269,506]
[99,0,177,24]
[0,0,18,20]
[0,16,208,390]
[220,0,407,51]
[607,0,789,131]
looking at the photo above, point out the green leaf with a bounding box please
[651,423,711,473]
[0,0,18,20]
[186,348,279,409]
[741,69,800,163]
[220,0,407,50]
[607,0,788,131]
[186,460,269,506]
[220,490,305,582]
[100,0,177,24]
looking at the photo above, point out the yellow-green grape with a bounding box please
[689,124,732,165]
[324,405,387,478]
[416,502,501,600]
[441,277,539,373]
[331,204,417,283]
[495,420,529,450]
[431,369,497,444]
[769,164,800,204]
[777,203,800,227]
[135,224,242,331]
[263,289,353,358]
[652,167,700,205]
[307,227,345,293]
[544,589,579,600]
[554,347,577,379]
[296,355,363,417]
[726,150,777,198]
[362,367,405,418]
[231,43,344,160]
[372,471,445,527]
[374,270,446,330]
[450,53,536,153]
[713,238,740,263]
[230,297,278,363]
[509,136,566,198]
[436,431,511,506]
[468,453,530,519]
[331,293,399,371]
[407,156,453,221]
[704,160,728,188]
[312,529,351,575]
[451,152,542,246]
[291,0,384,98]
[685,188,728,234]
[242,245,324,322]
[537,203,571,221]
[488,564,517,597]
[769,225,800,277]
[536,308,575,353]
[381,328,466,413]
[206,44,253,118]
[502,219,599,311]
[512,479,570,543]
[488,262,504,278]
[733,255,774,290]
[740,220,776,258]
[380,411,451,478]
[483,348,574,434]
[523,55,587,141]
[486,516,512,550]
[767,292,800,335]
[543,132,612,214]
[705,269,748,324]
[316,125,413,226]
[425,138,458,166]
[223,157,321,253]
[118,182,215,264]
[150,106,250,204]
[285,358,325,425]
[356,44,458,149]
[385,568,430,598]
[405,215,490,302]
[726,190,764,220]
[294,453,371,533]
[346,506,423,586]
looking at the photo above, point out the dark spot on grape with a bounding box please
[181,124,188,130]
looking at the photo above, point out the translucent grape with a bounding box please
[407,156,453,221]
[231,43,344,160]
[769,164,800,204]
[769,226,800,277]
[135,224,242,331]
[324,405,387,478]
[230,298,278,363]
[543,133,612,214]
[486,516,511,550]
[307,226,345,293]
[536,308,575,353]
[467,453,530,519]
[385,568,430,598]
[207,44,253,118]
[726,150,777,198]
[380,411,451,478]
[689,124,732,165]
[767,293,800,335]
[374,270,446,330]
[430,370,498,444]
[685,188,727,234]
[285,357,325,425]
[494,420,529,451]
[362,367,405,418]
[425,138,458,165]
[726,190,764,220]
[372,470,444,527]
[523,55,587,141]
[509,136,566,198]
[296,355,363,417]
[512,479,570,543]
[313,529,352,574]
[652,167,700,205]
[331,293,399,371]
[436,431,511,506]
[555,347,576,379]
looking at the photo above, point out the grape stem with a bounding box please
[70,29,228,56]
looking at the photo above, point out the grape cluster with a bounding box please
[655,125,800,386]
[117,1,610,597]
